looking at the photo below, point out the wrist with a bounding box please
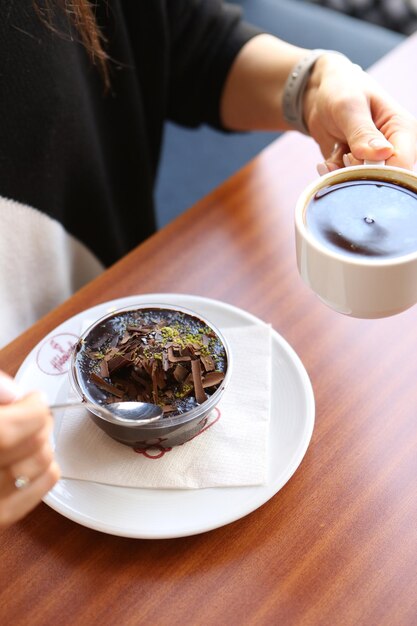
[282,49,350,135]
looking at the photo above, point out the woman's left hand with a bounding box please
[303,53,417,174]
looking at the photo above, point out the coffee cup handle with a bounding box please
[364,159,385,166]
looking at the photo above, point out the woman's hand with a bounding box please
[221,35,417,175]
[0,372,59,527]
[304,53,417,173]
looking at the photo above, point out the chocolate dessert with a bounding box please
[74,307,227,417]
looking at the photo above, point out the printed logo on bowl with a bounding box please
[134,408,221,459]
[36,333,78,376]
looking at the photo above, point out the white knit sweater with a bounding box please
[0,196,103,348]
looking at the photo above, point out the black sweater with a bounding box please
[0,0,259,267]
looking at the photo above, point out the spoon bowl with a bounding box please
[50,400,164,424]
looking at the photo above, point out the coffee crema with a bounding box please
[305,179,417,258]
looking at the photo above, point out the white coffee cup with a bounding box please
[295,163,417,318]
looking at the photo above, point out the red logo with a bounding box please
[36,333,78,376]
[134,408,221,459]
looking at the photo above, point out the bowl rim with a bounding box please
[70,302,232,430]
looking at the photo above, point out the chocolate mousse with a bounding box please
[76,308,227,417]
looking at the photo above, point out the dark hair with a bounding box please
[34,0,110,90]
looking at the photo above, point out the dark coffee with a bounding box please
[306,178,417,258]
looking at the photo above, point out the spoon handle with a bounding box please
[49,400,163,423]
[50,401,97,412]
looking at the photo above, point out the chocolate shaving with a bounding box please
[173,363,188,382]
[90,372,125,397]
[107,354,131,373]
[155,367,166,390]
[202,371,225,388]
[151,365,159,404]
[99,359,109,379]
[191,359,207,404]
[184,372,193,385]
[131,370,148,387]
[200,354,215,372]
[167,346,191,363]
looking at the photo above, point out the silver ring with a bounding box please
[14,475,30,490]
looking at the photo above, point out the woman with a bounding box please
[0,0,416,526]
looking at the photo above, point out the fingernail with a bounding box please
[343,154,351,167]
[327,161,339,172]
[368,137,393,150]
[317,162,330,176]
[0,371,20,403]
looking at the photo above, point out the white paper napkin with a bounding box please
[55,324,271,489]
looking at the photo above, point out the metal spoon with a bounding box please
[49,400,164,424]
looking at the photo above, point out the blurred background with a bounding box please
[305,0,417,36]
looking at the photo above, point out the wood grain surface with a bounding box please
[1,34,417,626]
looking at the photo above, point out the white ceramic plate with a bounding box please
[15,294,315,539]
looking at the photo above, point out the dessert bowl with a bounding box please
[70,303,231,448]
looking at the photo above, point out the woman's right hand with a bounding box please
[0,372,60,527]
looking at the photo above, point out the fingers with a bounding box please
[0,419,59,527]
[0,461,60,527]
[359,90,417,169]
[0,371,20,404]
[317,112,417,174]
[0,424,52,467]
[0,392,52,451]
[383,124,417,168]
[345,112,417,169]
[339,92,417,169]
[318,66,396,162]
[336,103,394,163]
[0,439,53,497]
[317,142,349,175]
[7,440,55,492]
[307,55,417,173]
[0,382,60,527]
[324,129,417,173]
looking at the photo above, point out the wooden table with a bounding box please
[1,33,417,626]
